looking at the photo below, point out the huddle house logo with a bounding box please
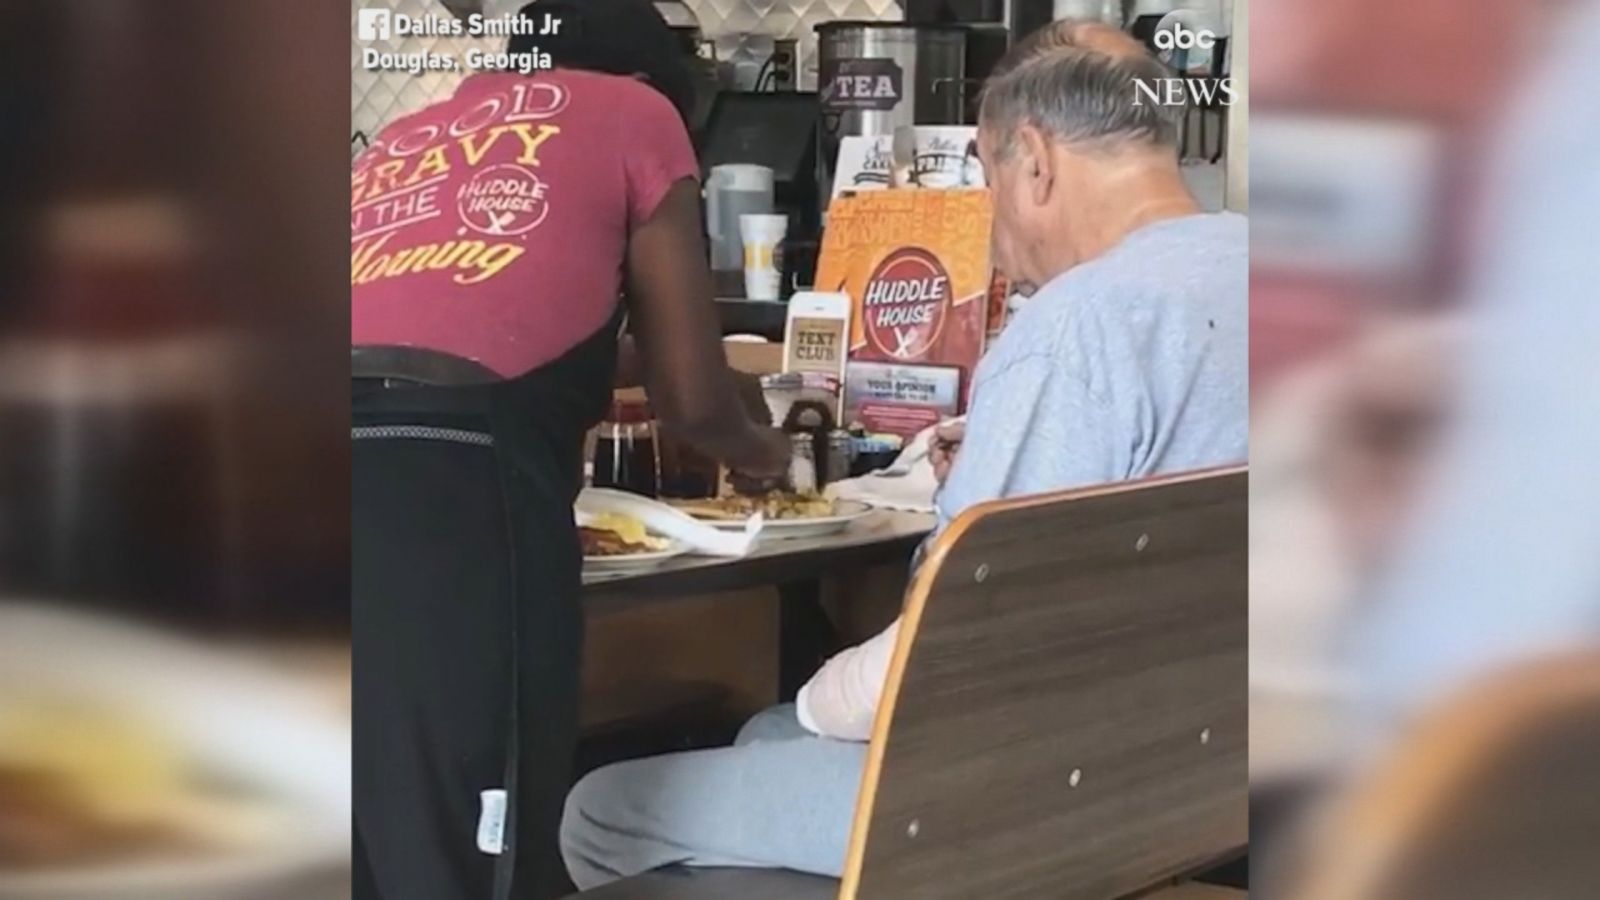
[862,248,950,360]
[357,8,391,41]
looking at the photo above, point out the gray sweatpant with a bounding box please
[559,704,868,890]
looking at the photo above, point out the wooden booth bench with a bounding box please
[567,467,1248,900]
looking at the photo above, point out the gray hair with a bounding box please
[980,44,1183,156]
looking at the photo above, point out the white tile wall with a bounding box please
[351,0,501,147]
[351,0,902,145]
[690,0,902,89]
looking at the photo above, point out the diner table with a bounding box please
[582,509,936,696]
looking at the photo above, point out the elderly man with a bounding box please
[559,22,1246,889]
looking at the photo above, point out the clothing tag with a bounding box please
[477,788,508,855]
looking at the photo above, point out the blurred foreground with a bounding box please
[0,2,350,897]
[1249,0,1600,897]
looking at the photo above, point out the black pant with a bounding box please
[353,433,582,899]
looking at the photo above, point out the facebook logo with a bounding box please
[357,8,392,41]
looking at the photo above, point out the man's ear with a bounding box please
[1016,124,1055,208]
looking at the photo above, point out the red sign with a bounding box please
[861,248,950,360]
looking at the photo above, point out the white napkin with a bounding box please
[826,423,945,515]
[576,487,761,557]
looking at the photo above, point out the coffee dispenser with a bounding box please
[815,22,969,211]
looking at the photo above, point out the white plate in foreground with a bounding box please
[583,539,690,572]
[699,499,874,540]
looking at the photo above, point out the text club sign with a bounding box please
[862,248,949,360]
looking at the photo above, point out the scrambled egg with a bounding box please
[587,513,669,551]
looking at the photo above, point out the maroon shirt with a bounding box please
[352,70,698,377]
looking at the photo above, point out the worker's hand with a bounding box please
[930,419,965,486]
[733,370,772,426]
[728,426,792,493]
[723,371,784,493]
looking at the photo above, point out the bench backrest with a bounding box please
[839,468,1249,900]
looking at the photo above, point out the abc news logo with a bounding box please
[1135,24,1237,108]
[1153,22,1218,51]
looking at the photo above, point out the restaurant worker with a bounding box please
[351,2,788,898]
[559,21,1247,888]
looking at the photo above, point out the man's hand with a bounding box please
[930,419,965,486]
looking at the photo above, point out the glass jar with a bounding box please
[788,431,819,494]
[824,430,855,486]
[657,425,720,499]
[593,399,659,497]
[850,433,904,477]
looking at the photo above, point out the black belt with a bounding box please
[351,346,499,441]
[352,345,502,387]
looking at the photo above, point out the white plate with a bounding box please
[0,602,349,900]
[696,499,874,540]
[583,539,690,571]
